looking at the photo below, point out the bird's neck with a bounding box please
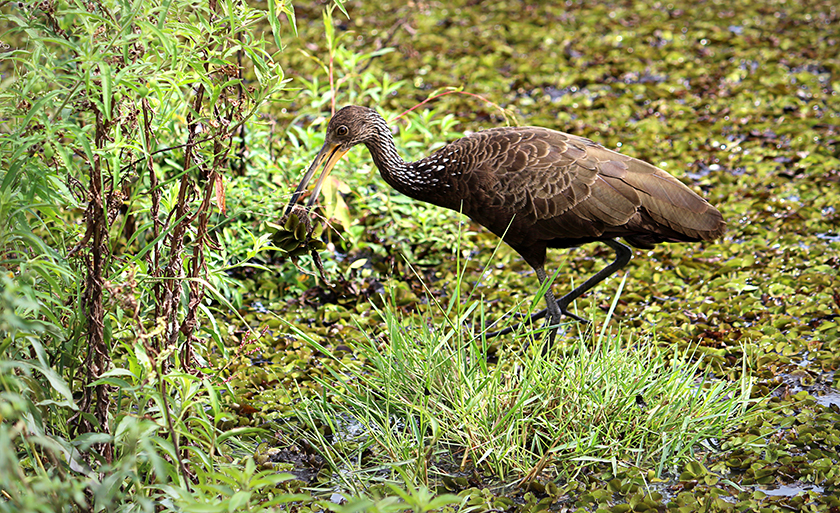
[364,128,407,184]
[364,128,447,200]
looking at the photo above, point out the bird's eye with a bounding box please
[336,125,349,137]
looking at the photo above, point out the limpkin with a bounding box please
[285,106,725,342]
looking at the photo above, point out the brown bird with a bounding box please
[286,106,725,342]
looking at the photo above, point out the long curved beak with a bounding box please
[285,142,350,216]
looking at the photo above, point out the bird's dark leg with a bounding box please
[552,239,632,320]
[483,266,570,339]
[534,266,568,347]
[536,267,587,325]
[484,239,632,341]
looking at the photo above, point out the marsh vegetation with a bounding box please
[1,0,838,511]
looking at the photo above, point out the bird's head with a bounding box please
[285,106,386,215]
[324,105,384,149]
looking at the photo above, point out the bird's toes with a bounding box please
[557,302,589,324]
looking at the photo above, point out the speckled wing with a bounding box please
[468,127,724,243]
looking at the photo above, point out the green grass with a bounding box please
[283,256,755,491]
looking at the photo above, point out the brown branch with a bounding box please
[141,99,164,351]
[161,83,206,354]
[117,133,219,176]
[71,105,113,463]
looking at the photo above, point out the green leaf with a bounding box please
[19,91,62,133]
[26,361,77,409]
[101,62,112,121]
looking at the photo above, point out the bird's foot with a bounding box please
[556,299,589,324]
[483,308,546,339]
[519,313,562,355]
[484,307,580,340]
[483,324,516,339]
